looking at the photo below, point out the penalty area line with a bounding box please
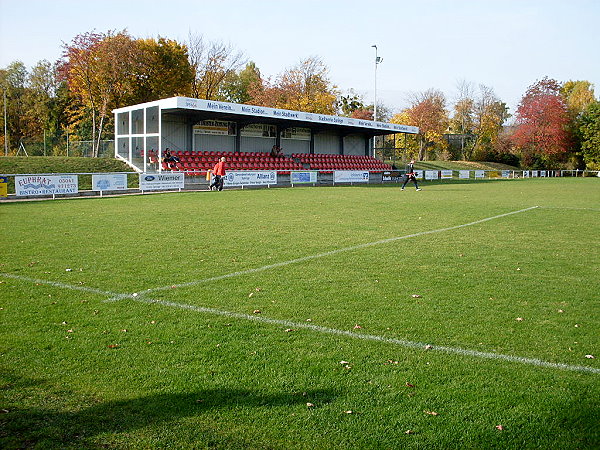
[132,296,600,375]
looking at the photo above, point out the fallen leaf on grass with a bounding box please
[412,294,422,298]
[515,317,524,322]
[306,402,315,408]
[284,328,295,332]
[248,292,254,298]
[585,354,595,359]
[344,410,354,414]
[405,430,414,434]
[495,425,504,431]
[253,309,261,314]
[424,344,433,350]
[353,324,362,329]
[405,382,415,388]
[107,344,119,349]
[340,361,350,365]
[424,410,439,416]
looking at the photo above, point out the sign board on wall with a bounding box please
[425,170,439,180]
[281,127,311,140]
[225,171,277,186]
[459,170,470,179]
[240,123,277,138]
[0,176,7,197]
[440,170,453,179]
[139,173,184,191]
[382,171,402,182]
[474,170,485,178]
[15,175,78,196]
[333,171,370,183]
[193,120,236,135]
[92,174,127,191]
[290,171,318,184]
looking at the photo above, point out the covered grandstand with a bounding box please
[113,97,418,175]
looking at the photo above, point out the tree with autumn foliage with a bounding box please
[60,31,195,156]
[392,89,449,160]
[249,57,337,114]
[510,77,572,167]
[187,33,246,101]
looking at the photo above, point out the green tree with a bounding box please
[219,62,261,103]
[134,37,194,103]
[576,101,600,169]
[0,61,29,153]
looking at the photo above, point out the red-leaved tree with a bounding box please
[511,77,572,166]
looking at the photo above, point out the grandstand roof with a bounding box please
[113,97,419,136]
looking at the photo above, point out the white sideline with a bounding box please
[131,296,600,375]
[3,204,598,375]
[1,270,598,375]
[144,206,541,294]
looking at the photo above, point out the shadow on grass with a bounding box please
[1,370,338,448]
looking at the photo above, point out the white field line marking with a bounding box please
[538,206,600,212]
[145,206,541,294]
[0,273,129,298]
[133,296,600,375]
[1,269,598,375]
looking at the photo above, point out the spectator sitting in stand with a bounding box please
[163,149,180,169]
[270,145,284,158]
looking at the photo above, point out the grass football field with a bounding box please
[1,178,599,449]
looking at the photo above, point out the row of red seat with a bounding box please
[154,150,392,174]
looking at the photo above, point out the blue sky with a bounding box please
[1,0,598,116]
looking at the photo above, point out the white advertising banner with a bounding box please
[440,170,453,179]
[425,170,439,180]
[459,170,470,179]
[224,171,277,186]
[333,171,370,183]
[523,171,530,178]
[532,171,539,177]
[414,170,424,179]
[92,174,127,191]
[474,170,485,178]
[290,171,318,184]
[176,97,419,135]
[16,175,78,196]
[501,170,511,178]
[139,173,185,191]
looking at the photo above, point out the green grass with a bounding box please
[1,179,599,449]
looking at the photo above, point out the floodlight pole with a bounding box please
[371,45,378,122]
[3,89,8,156]
[371,45,382,158]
